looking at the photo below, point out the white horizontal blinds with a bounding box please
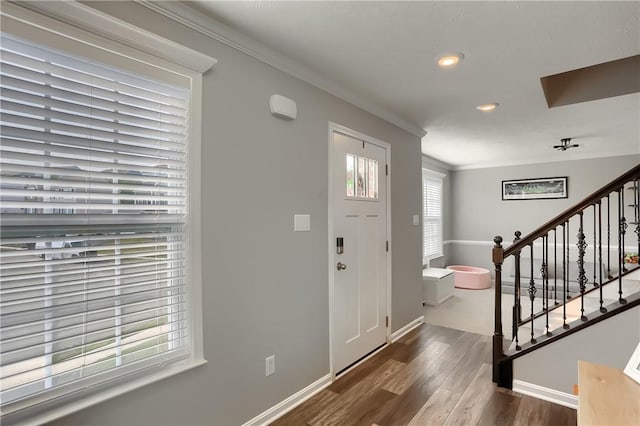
[423,171,443,260]
[0,33,191,406]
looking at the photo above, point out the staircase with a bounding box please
[492,164,640,388]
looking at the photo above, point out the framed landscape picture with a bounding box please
[502,176,568,200]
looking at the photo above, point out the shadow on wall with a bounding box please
[428,256,446,268]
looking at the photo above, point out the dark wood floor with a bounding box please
[271,324,576,426]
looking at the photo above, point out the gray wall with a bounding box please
[447,155,640,272]
[513,304,640,394]
[49,2,423,425]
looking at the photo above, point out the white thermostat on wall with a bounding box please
[270,94,297,120]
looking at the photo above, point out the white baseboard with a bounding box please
[242,374,332,426]
[512,379,578,410]
[391,316,424,342]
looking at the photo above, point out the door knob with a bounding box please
[336,262,347,271]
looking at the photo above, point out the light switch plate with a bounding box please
[265,355,275,376]
[294,214,311,232]
[413,215,420,226]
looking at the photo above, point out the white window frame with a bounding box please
[345,153,380,201]
[422,166,445,265]
[0,2,215,424]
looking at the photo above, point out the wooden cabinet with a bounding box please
[577,360,640,426]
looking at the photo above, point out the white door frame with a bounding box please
[327,122,392,379]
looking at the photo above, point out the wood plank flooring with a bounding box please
[271,324,576,426]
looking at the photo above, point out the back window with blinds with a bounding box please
[423,173,443,260]
[0,33,191,407]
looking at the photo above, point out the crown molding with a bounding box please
[451,150,640,171]
[135,0,427,138]
[10,0,216,73]
[422,154,453,171]
[444,240,498,247]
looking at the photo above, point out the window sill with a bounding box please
[10,359,208,426]
[423,254,444,263]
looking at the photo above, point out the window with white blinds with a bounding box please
[0,33,191,410]
[423,169,443,262]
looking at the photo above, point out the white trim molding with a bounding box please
[444,239,636,253]
[136,1,426,138]
[241,374,332,426]
[423,167,446,179]
[422,154,452,172]
[452,151,640,171]
[391,316,425,343]
[9,1,216,73]
[512,380,578,410]
[444,240,496,247]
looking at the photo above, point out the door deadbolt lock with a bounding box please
[336,262,347,271]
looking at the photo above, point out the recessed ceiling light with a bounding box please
[476,103,499,112]
[436,52,464,68]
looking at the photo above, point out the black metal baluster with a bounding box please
[529,243,537,344]
[598,200,606,313]
[554,228,558,305]
[607,194,612,278]
[513,231,522,350]
[593,204,597,287]
[622,186,628,273]
[541,235,547,313]
[543,234,551,336]
[562,222,569,330]
[636,179,640,260]
[618,188,627,304]
[566,219,571,301]
[577,211,588,321]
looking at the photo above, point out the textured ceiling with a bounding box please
[189,1,640,168]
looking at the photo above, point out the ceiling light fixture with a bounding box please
[476,103,499,112]
[553,138,579,151]
[436,52,464,68]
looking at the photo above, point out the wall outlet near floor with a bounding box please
[265,355,275,376]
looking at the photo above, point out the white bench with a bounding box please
[422,267,455,307]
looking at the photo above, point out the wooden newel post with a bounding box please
[492,235,504,384]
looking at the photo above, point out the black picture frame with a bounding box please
[502,177,568,201]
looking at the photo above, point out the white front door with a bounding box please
[332,131,388,374]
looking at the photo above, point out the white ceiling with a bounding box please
[189,1,640,169]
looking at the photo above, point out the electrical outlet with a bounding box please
[265,355,275,376]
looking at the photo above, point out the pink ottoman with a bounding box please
[446,265,491,289]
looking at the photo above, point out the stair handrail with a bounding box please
[504,164,640,258]
[492,162,640,387]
